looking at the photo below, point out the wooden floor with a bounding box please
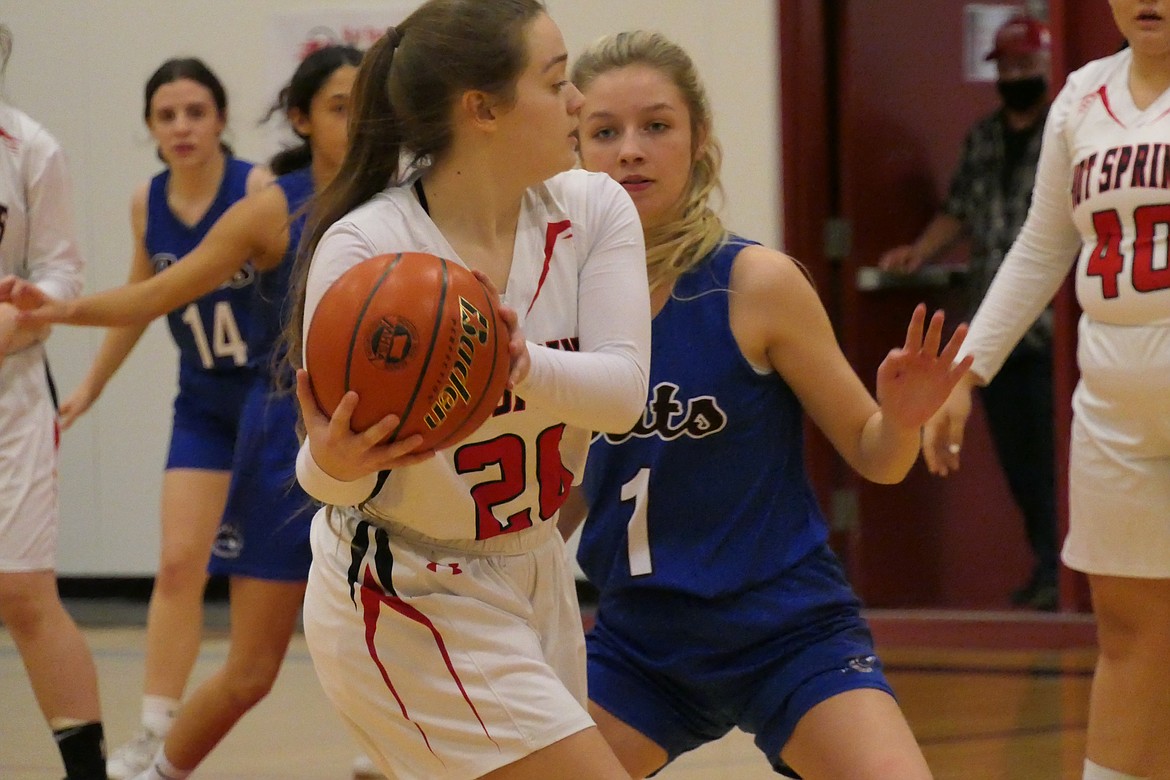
[0,608,1094,779]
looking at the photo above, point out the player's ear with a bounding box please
[461,90,498,130]
[289,107,311,137]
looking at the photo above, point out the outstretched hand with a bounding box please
[875,303,974,431]
[0,294,52,369]
[0,276,73,325]
[294,369,434,483]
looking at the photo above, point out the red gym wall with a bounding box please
[778,1,1122,610]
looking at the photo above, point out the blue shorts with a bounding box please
[165,370,250,470]
[208,379,316,581]
[586,545,893,778]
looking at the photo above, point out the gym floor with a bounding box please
[1,598,1094,779]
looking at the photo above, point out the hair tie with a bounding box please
[385,26,401,49]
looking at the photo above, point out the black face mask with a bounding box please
[997,76,1048,112]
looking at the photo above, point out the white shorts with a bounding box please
[303,508,594,780]
[0,349,59,572]
[1063,319,1170,578]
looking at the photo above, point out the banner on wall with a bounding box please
[264,5,418,149]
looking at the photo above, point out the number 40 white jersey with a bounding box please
[959,48,1170,381]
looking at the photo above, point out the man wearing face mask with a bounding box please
[879,14,1058,611]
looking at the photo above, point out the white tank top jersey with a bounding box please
[959,48,1170,380]
[299,168,650,542]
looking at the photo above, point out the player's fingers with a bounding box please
[380,433,430,459]
[947,354,975,388]
[938,321,969,366]
[903,303,926,352]
[472,269,501,300]
[11,281,46,310]
[58,404,80,430]
[921,417,944,476]
[498,304,524,342]
[945,414,967,472]
[921,308,945,358]
[15,309,50,327]
[327,391,364,435]
[507,340,530,388]
[363,411,404,447]
[295,369,331,426]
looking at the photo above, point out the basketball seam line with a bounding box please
[391,256,448,443]
[345,252,404,400]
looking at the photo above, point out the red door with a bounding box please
[779,0,1121,609]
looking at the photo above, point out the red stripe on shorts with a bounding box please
[360,567,499,756]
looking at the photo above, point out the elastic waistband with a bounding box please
[339,506,558,556]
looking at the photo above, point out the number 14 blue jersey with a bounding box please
[145,156,256,374]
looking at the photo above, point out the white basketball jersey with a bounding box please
[0,103,83,299]
[960,49,1170,380]
[302,169,650,541]
[1065,50,1170,327]
[0,103,83,570]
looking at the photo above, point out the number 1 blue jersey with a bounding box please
[145,156,256,374]
[577,237,829,601]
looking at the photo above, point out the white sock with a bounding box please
[1083,758,1148,780]
[141,695,179,737]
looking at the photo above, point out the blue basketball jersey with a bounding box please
[145,156,256,374]
[247,166,314,374]
[209,165,319,581]
[577,237,829,601]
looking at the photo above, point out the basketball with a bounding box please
[305,252,511,451]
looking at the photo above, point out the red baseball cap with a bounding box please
[985,15,1051,61]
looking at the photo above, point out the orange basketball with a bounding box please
[305,252,511,451]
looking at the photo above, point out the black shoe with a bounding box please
[1010,578,1038,606]
[1027,583,1058,611]
[1011,570,1058,610]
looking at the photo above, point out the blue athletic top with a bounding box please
[247,166,314,376]
[145,156,256,374]
[577,236,830,601]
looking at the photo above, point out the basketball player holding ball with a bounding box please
[563,31,972,780]
[287,2,651,778]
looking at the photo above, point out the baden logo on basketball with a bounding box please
[366,316,416,369]
[423,296,495,430]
